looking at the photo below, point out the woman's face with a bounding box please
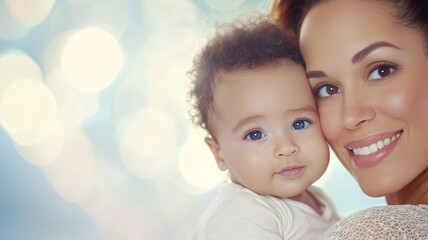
[299,0,428,197]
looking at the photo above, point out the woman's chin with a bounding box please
[358,179,398,198]
[361,188,386,198]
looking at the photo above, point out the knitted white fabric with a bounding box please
[322,204,428,240]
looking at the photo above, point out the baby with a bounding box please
[188,16,339,239]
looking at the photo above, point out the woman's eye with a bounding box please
[291,119,311,130]
[316,84,340,98]
[245,130,266,140]
[368,63,396,80]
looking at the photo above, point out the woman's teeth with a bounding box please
[352,132,401,156]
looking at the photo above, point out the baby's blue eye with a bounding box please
[291,119,311,130]
[245,130,266,140]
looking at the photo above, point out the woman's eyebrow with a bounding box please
[306,41,401,79]
[352,41,401,64]
[306,70,327,79]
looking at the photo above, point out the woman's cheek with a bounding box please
[393,61,428,119]
[318,105,342,145]
[384,75,428,122]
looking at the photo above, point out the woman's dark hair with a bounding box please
[270,0,428,46]
[188,16,303,137]
[270,0,321,40]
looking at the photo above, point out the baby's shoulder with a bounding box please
[214,184,289,215]
[195,185,291,239]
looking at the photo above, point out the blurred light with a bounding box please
[119,107,177,179]
[0,79,58,146]
[42,128,96,202]
[62,28,123,93]
[63,0,132,38]
[0,4,28,40]
[43,30,77,73]
[146,28,206,105]
[141,0,196,28]
[89,202,167,240]
[179,127,226,192]
[157,177,206,235]
[15,122,64,166]
[119,142,169,178]
[147,53,189,104]
[77,172,132,224]
[120,107,176,157]
[103,205,146,240]
[156,177,205,237]
[45,68,100,127]
[77,177,149,239]
[5,0,56,27]
[0,51,43,102]
[204,0,246,12]
[65,0,89,4]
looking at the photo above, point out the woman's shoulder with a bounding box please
[322,204,428,240]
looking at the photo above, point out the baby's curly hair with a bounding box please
[188,15,304,137]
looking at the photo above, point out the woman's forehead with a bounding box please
[299,0,406,66]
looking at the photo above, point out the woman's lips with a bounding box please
[345,130,403,168]
[277,166,304,178]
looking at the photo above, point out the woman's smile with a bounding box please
[345,130,403,168]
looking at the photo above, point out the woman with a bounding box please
[270,0,428,238]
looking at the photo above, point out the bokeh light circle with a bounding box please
[45,68,100,127]
[141,0,196,28]
[62,27,124,93]
[179,127,226,192]
[119,107,177,178]
[0,51,43,101]
[42,128,96,202]
[5,0,56,27]
[0,79,58,146]
[15,122,64,166]
[145,28,206,106]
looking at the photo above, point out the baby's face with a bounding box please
[209,61,329,198]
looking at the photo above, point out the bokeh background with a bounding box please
[0,0,385,239]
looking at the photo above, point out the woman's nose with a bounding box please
[274,138,300,158]
[341,91,376,130]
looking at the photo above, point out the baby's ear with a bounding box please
[204,137,228,171]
